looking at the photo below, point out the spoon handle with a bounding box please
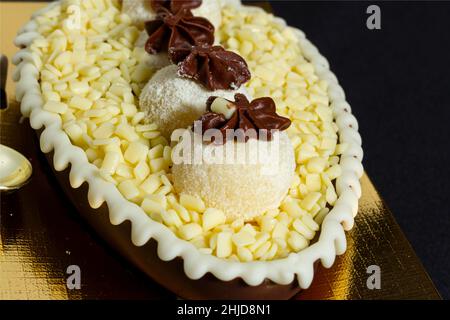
[0,54,8,109]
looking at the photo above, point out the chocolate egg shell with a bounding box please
[39,130,307,299]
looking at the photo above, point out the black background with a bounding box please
[268,0,450,299]
[5,0,450,299]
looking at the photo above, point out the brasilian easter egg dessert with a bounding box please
[14,0,363,299]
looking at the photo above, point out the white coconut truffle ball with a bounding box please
[122,0,222,30]
[139,64,250,139]
[171,131,296,221]
[191,0,222,30]
[121,0,154,28]
[134,31,171,71]
[135,29,149,47]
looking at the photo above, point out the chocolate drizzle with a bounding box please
[197,94,291,143]
[174,45,251,90]
[144,6,214,56]
[150,0,202,13]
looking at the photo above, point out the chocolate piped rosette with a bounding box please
[14,0,363,298]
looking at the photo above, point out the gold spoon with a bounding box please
[0,54,32,191]
[0,144,33,191]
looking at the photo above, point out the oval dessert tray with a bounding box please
[14,0,363,299]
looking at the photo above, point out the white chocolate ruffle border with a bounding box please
[13,0,363,288]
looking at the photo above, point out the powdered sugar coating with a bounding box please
[172,131,296,221]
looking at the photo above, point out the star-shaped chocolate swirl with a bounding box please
[196,94,292,143]
[173,44,251,91]
[144,6,214,57]
[150,0,202,13]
